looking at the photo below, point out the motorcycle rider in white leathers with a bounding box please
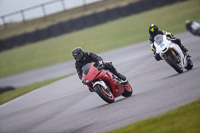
[148,24,189,61]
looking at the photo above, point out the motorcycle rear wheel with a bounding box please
[94,84,115,103]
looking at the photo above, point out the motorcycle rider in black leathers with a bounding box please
[72,47,126,91]
[148,24,189,61]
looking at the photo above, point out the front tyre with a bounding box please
[94,84,115,103]
[122,82,133,97]
[185,58,193,70]
[166,54,183,73]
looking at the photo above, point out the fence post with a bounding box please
[82,0,87,11]
[61,0,66,11]
[41,4,47,17]
[1,16,6,29]
[21,10,26,23]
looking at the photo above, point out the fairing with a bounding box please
[82,62,125,97]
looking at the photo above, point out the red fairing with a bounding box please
[82,62,126,97]
[82,63,100,85]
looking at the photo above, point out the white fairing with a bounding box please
[93,80,107,89]
[191,21,200,30]
[154,35,188,68]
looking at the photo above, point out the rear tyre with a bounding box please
[122,82,133,97]
[166,54,183,73]
[94,84,115,103]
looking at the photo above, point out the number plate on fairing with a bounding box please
[160,43,164,48]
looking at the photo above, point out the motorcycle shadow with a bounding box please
[92,95,134,109]
[161,67,197,80]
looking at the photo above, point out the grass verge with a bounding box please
[0,0,200,78]
[0,73,75,105]
[107,99,200,133]
[0,0,139,39]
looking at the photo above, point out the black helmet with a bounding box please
[72,47,84,61]
[149,24,159,36]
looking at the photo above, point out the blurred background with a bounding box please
[0,0,199,78]
[0,0,101,25]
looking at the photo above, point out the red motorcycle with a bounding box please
[82,62,133,103]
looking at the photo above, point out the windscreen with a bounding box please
[82,63,91,75]
[154,35,163,45]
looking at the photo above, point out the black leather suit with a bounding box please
[74,52,122,80]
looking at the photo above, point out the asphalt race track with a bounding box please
[0,32,200,133]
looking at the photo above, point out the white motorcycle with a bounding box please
[154,34,193,73]
[186,21,200,36]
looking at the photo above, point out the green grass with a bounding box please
[0,0,200,78]
[107,99,200,133]
[0,73,75,105]
[0,0,139,39]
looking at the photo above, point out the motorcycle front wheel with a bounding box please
[94,84,115,103]
[185,58,193,70]
[122,82,133,97]
[166,53,183,73]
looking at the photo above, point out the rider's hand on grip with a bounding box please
[94,60,104,70]
[95,60,103,65]
[97,63,104,67]
[98,60,103,65]
[166,37,171,40]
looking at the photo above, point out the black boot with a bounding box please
[113,71,126,81]
[173,38,188,53]
[104,62,127,81]
[110,69,126,81]
[115,72,126,81]
[177,41,188,53]
[180,44,190,58]
[181,45,188,53]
